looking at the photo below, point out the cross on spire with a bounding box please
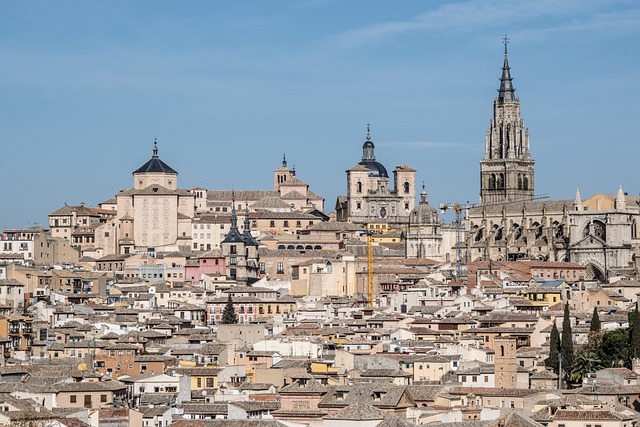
[152,137,158,157]
[502,34,510,56]
[366,123,371,141]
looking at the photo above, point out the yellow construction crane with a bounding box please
[359,230,374,307]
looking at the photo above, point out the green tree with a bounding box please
[588,308,602,352]
[628,305,640,364]
[547,322,561,373]
[570,351,603,384]
[598,327,629,368]
[222,294,238,324]
[561,303,575,379]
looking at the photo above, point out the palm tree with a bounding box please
[570,351,603,384]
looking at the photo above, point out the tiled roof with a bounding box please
[323,402,387,420]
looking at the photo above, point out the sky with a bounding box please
[1,0,639,229]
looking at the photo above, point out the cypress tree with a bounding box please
[222,294,238,324]
[629,305,640,362]
[588,307,602,352]
[561,302,575,378]
[547,322,561,373]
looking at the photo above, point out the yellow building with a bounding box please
[174,367,221,390]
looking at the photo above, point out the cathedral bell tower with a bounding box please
[480,36,535,204]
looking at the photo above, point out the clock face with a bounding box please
[380,207,387,218]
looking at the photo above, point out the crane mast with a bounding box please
[440,194,550,281]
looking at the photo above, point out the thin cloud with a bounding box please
[325,0,639,49]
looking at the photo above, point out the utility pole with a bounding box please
[558,353,562,390]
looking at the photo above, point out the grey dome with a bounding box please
[410,187,439,225]
[358,160,389,178]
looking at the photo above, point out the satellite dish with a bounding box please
[77,363,87,371]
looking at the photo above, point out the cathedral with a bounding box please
[336,126,416,227]
[466,41,640,280]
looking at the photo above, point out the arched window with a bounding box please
[489,174,496,190]
[403,182,410,194]
[500,345,505,357]
[632,220,637,239]
[523,175,529,190]
[517,174,523,190]
[356,182,362,193]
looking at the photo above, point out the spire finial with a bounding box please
[282,153,287,168]
[153,137,158,157]
[420,182,427,204]
[231,190,237,229]
[497,35,515,101]
[502,34,510,56]
[366,123,371,141]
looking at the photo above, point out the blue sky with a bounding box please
[1,0,639,229]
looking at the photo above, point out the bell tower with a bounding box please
[480,36,535,204]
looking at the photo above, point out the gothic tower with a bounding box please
[480,37,535,204]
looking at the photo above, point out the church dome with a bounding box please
[358,160,388,178]
[133,139,177,175]
[410,186,439,225]
[358,125,388,178]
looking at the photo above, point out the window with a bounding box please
[230,245,237,255]
[270,220,275,227]
[101,394,107,403]
[206,378,214,388]
[230,257,237,265]
[283,221,289,227]
[84,395,92,407]
[70,395,77,403]
[197,378,202,388]
[277,262,284,274]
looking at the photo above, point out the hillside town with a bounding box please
[1,44,640,427]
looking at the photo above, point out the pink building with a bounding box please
[185,250,226,283]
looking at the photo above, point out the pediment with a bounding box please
[570,234,608,250]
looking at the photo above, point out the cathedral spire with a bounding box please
[362,123,376,162]
[616,185,626,210]
[497,34,516,101]
[574,188,584,211]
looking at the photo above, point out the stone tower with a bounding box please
[494,336,517,389]
[220,198,260,284]
[480,37,535,204]
[273,154,295,191]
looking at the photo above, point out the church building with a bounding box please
[94,140,195,255]
[336,126,416,227]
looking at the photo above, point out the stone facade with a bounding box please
[336,126,416,226]
[479,43,534,204]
